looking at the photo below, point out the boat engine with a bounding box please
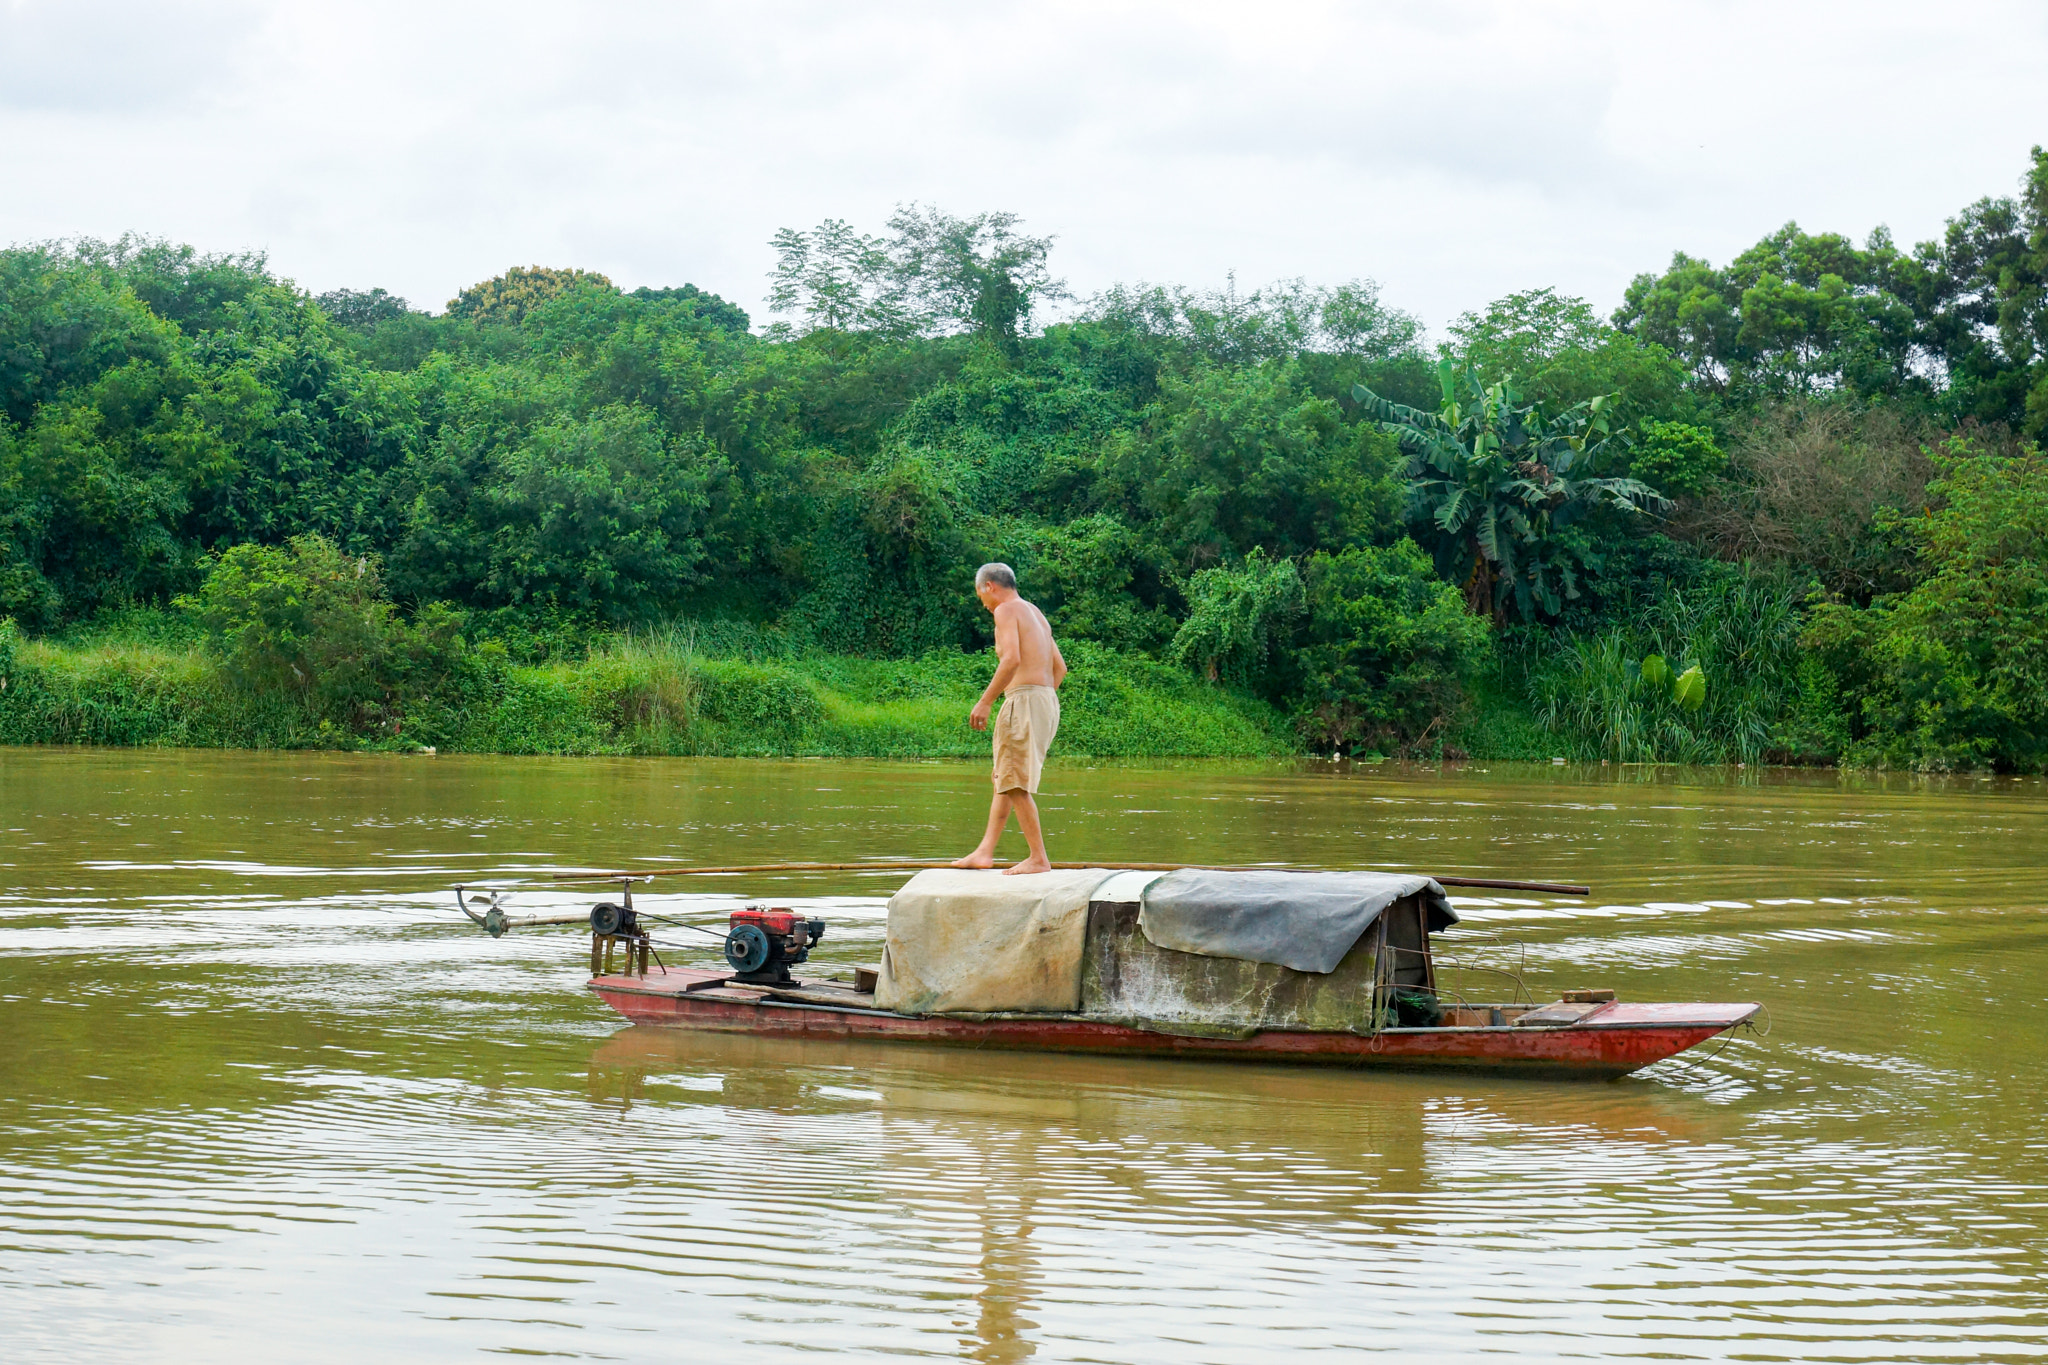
[724,906,826,984]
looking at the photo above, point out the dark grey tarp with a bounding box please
[1137,869,1458,975]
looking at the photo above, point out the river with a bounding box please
[1,749,2042,1361]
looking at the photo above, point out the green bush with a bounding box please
[1630,419,1724,497]
[1292,540,1490,751]
[1167,549,1303,688]
[186,534,466,729]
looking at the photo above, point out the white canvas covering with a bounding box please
[875,867,1117,1014]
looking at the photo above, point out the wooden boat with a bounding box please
[579,872,1760,1080]
[590,967,1755,1080]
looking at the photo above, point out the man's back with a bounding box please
[995,597,1064,690]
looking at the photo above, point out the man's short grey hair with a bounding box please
[975,562,1017,590]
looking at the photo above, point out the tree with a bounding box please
[1112,360,1404,572]
[1609,253,1741,391]
[765,218,901,336]
[1293,540,1489,749]
[317,287,413,327]
[628,284,751,334]
[1614,225,1929,398]
[1804,434,2048,769]
[393,403,720,622]
[188,533,465,725]
[1086,275,1423,367]
[885,204,1066,348]
[447,266,615,326]
[1920,146,2048,436]
[766,206,1066,347]
[1612,150,2048,422]
[1446,287,1687,414]
[1447,287,1609,372]
[1355,361,1664,621]
[67,235,274,335]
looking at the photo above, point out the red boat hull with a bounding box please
[590,968,1757,1080]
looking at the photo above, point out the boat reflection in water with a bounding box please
[584,1024,1738,1363]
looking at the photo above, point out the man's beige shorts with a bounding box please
[992,685,1060,794]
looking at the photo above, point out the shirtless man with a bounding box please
[952,562,1068,875]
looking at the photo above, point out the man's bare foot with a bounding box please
[951,852,995,868]
[1002,856,1052,875]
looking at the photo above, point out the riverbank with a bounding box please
[0,629,1301,759]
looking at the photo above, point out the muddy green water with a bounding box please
[1,750,2044,1362]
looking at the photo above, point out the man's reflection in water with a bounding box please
[964,1185,1039,1363]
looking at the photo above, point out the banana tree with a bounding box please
[1353,361,1666,621]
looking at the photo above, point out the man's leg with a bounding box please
[1001,789,1051,875]
[952,789,1015,868]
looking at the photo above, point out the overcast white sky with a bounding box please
[3,0,2045,336]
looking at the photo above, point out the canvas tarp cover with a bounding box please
[875,867,1117,1014]
[1138,869,1458,975]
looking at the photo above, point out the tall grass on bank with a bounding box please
[0,620,1295,759]
[0,628,325,748]
[1520,567,1809,765]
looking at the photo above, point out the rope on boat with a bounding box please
[1645,1003,1771,1082]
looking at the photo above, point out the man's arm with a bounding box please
[970,603,1020,730]
[1049,631,1067,688]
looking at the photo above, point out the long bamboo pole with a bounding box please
[547,861,1590,896]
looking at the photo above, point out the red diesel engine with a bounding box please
[723,905,826,984]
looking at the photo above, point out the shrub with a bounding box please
[1630,420,1725,497]
[1292,540,1490,751]
[186,534,465,728]
[1167,548,1303,688]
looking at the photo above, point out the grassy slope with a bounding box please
[0,635,1298,759]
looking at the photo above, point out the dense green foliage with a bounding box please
[6,152,2048,769]
[1521,564,1808,765]
[1616,147,2048,431]
[1356,362,1662,620]
[1801,437,2048,770]
[184,534,466,728]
